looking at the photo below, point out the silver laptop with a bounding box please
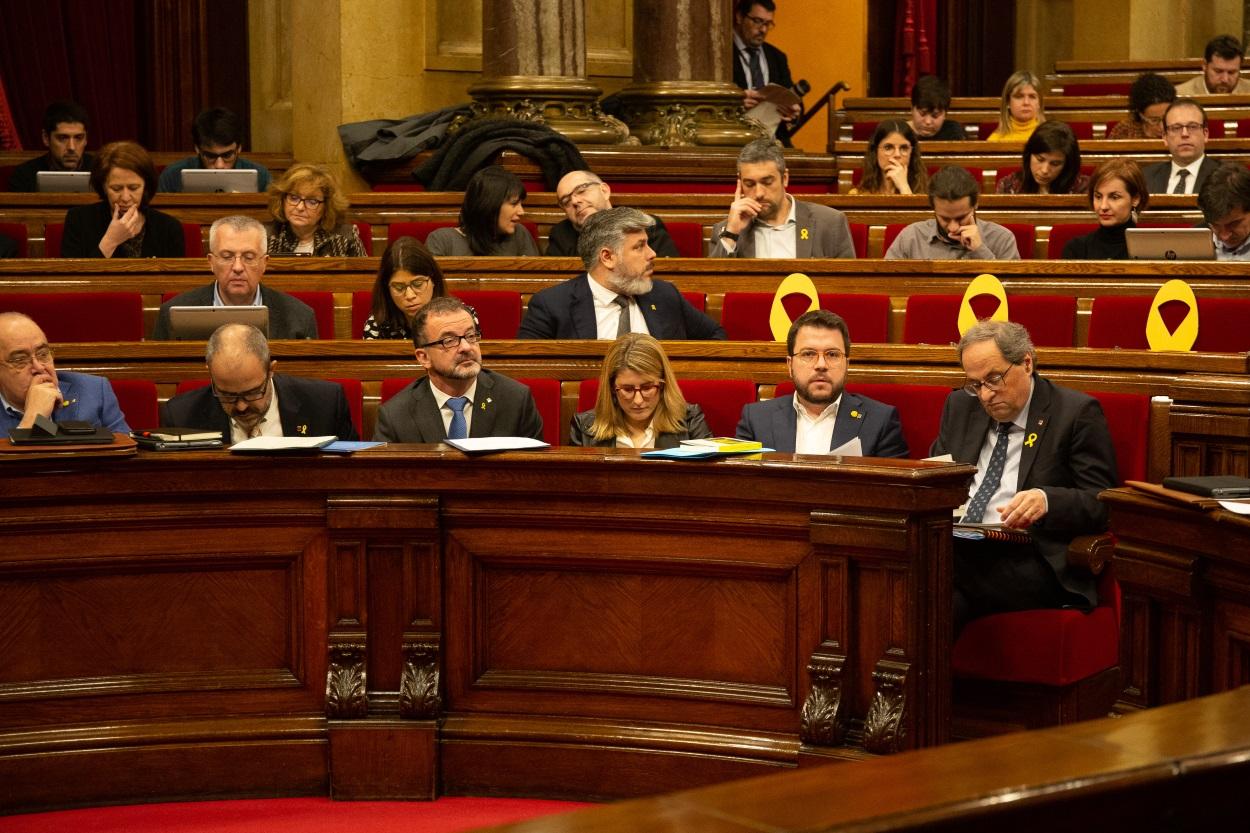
[167,306,269,340]
[1126,228,1216,260]
[180,168,260,193]
[36,171,91,193]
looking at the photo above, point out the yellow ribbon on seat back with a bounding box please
[1146,279,1198,352]
[957,273,1009,336]
[769,273,820,342]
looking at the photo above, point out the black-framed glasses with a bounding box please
[198,146,239,163]
[2,346,53,371]
[962,363,1016,396]
[419,329,482,350]
[791,349,846,365]
[557,180,602,209]
[389,277,431,296]
[745,14,775,29]
[285,193,324,209]
[212,372,271,405]
[1165,122,1205,136]
[614,381,664,398]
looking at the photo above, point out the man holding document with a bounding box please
[161,323,357,444]
[373,297,544,444]
[735,310,907,458]
[930,320,1118,632]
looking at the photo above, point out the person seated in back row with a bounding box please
[8,101,94,192]
[885,166,1020,260]
[1175,34,1250,95]
[546,170,679,257]
[266,163,366,257]
[426,166,539,256]
[908,75,965,141]
[995,121,1088,195]
[1107,72,1175,140]
[158,108,271,193]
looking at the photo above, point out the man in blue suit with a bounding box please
[517,207,725,341]
[0,312,129,434]
[736,310,907,457]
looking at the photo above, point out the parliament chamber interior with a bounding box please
[1,1,1249,829]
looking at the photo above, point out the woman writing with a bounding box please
[362,236,447,340]
[61,141,184,258]
[848,121,928,195]
[266,163,366,256]
[426,166,540,256]
[1061,158,1149,260]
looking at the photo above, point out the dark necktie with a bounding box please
[963,422,1013,524]
[446,396,469,440]
[746,47,764,88]
[613,295,631,339]
[1172,168,1189,195]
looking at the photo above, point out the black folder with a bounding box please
[1161,476,1250,499]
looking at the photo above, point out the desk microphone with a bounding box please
[792,79,811,99]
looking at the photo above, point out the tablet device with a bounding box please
[1125,228,1215,260]
[180,168,260,193]
[36,171,91,193]
[167,306,269,340]
[1162,475,1250,499]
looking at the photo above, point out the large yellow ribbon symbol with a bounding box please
[957,273,1009,336]
[1145,279,1198,352]
[769,273,820,342]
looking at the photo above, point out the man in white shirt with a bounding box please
[1142,100,1220,196]
[1175,35,1250,95]
[1198,162,1250,260]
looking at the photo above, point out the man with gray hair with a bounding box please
[152,215,318,339]
[709,138,855,258]
[518,207,725,340]
[930,319,1117,633]
[160,323,357,443]
[1198,162,1250,259]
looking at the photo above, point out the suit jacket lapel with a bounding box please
[571,276,599,339]
[1017,375,1051,488]
[638,288,665,338]
[412,379,448,441]
[956,401,992,465]
[794,200,813,258]
[273,375,307,436]
[468,372,497,438]
[828,393,862,450]
[771,397,798,452]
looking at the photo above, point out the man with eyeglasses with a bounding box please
[519,207,724,340]
[930,320,1117,632]
[1142,99,1219,196]
[732,0,802,146]
[0,312,129,434]
[152,215,318,340]
[734,310,907,457]
[161,323,356,444]
[374,296,543,443]
[158,108,271,193]
[545,171,679,258]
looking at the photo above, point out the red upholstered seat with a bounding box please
[0,222,29,257]
[109,378,158,430]
[287,291,336,339]
[851,121,877,140]
[720,292,889,343]
[351,291,374,340]
[354,221,373,255]
[662,221,703,257]
[453,290,522,339]
[1046,223,1098,259]
[903,294,1077,347]
[1061,82,1131,95]
[578,378,756,438]
[681,291,706,312]
[2,292,143,341]
[849,222,868,258]
[883,222,1034,258]
[517,377,561,446]
[380,377,415,404]
[182,223,202,256]
[45,223,64,258]
[775,381,949,460]
[1089,296,1250,352]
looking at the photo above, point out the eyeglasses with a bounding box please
[420,329,482,350]
[744,14,775,29]
[614,382,664,398]
[791,349,846,365]
[1142,115,1165,127]
[212,372,270,405]
[2,346,54,371]
[1165,122,1205,136]
[557,180,601,209]
[389,277,431,296]
[211,251,264,266]
[198,147,239,163]
[962,363,1016,396]
[284,193,324,209]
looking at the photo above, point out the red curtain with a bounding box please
[0,70,20,150]
[893,0,938,96]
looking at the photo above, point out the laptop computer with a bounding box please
[167,306,269,340]
[1125,228,1216,260]
[36,171,91,193]
[180,168,260,193]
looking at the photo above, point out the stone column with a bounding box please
[615,0,764,147]
[467,0,628,144]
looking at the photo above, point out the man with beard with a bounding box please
[709,139,855,258]
[1175,35,1250,95]
[518,207,725,340]
[8,101,94,192]
[161,323,357,444]
[885,166,1020,260]
[374,296,544,443]
[734,310,907,457]
[545,170,679,258]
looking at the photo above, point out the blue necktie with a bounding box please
[446,396,469,440]
[963,422,1013,524]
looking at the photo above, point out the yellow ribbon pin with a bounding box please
[800,228,809,240]
[650,304,657,310]
[850,410,862,419]
[1025,432,1037,447]
[298,424,308,434]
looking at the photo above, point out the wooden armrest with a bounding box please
[1067,533,1114,576]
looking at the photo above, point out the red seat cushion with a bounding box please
[2,292,144,341]
[109,378,158,430]
[681,291,706,313]
[328,378,363,439]
[45,223,64,258]
[662,221,703,257]
[578,378,756,438]
[849,222,868,258]
[904,294,1076,347]
[380,377,416,404]
[287,291,335,339]
[774,381,949,460]
[517,377,561,446]
[182,223,202,256]
[352,291,374,340]
[0,222,29,257]
[1088,296,1250,352]
[1047,223,1099,259]
[453,290,522,339]
[720,292,889,343]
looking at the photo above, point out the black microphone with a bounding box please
[792,79,811,99]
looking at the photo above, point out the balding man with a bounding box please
[546,170,680,258]
[0,312,129,434]
[160,323,357,444]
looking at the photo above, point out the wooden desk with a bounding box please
[1104,487,1250,712]
[0,448,971,811]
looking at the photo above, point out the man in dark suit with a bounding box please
[7,101,94,192]
[709,139,856,258]
[375,296,543,443]
[732,0,801,146]
[930,320,1118,632]
[152,215,318,340]
[1142,100,1220,196]
[519,207,725,340]
[160,323,356,443]
[545,170,679,258]
[735,310,907,457]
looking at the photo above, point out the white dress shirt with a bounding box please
[230,384,283,444]
[1166,157,1205,195]
[792,392,841,454]
[428,379,480,437]
[587,274,649,339]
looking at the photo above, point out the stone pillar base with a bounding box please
[465,76,631,145]
[615,81,768,147]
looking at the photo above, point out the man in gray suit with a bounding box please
[735,310,907,457]
[152,215,318,340]
[1142,100,1220,196]
[709,139,856,258]
[374,296,543,443]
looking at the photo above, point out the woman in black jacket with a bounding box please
[61,141,184,258]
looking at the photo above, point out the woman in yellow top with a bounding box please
[986,71,1045,142]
